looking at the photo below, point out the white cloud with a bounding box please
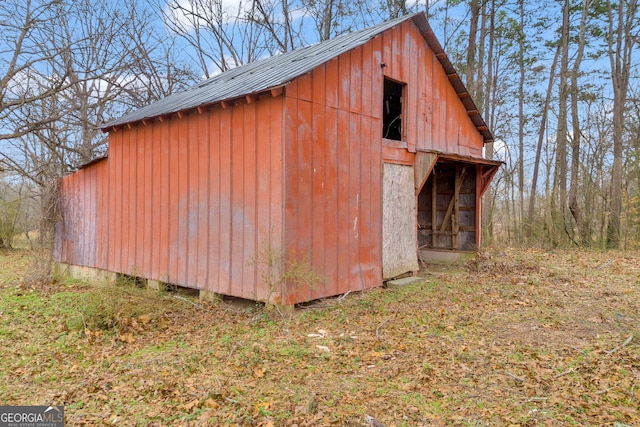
[163,0,252,31]
[484,139,509,163]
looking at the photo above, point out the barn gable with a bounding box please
[56,13,500,305]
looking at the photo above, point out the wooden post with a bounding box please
[431,171,437,247]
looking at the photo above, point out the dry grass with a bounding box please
[0,248,638,426]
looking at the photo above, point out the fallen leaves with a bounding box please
[1,248,639,425]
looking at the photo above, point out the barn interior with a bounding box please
[415,153,501,262]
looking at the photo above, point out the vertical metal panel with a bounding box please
[158,119,170,280]
[255,98,271,301]
[230,105,245,293]
[128,126,138,273]
[185,113,199,286]
[269,96,285,301]
[310,99,326,301]
[392,26,402,81]
[73,171,83,263]
[86,165,97,267]
[206,108,221,291]
[421,45,434,150]
[150,121,161,278]
[95,160,108,269]
[120,129,131,272]
[312,63,326,106]
[361,39,373,119]
[446,84,459,153]
[406,29,419,153]
[196,112,210,288]
[136,124,146,275]
[78,169,87,264]
[242,101,257,298]
[338,52,350,109]
[176,117,189,285]
[476,167,483,248]
[282,96,298,302]
[323,105,339,297]
[336,107,350,296]
[142,124,152,277]
[107,132,117,271]
[56,163,104,268]
[295,98,314,301]
[325,58,338,108]
[217,106,232,295]
[350,47,362,114]
[69,172,79,262]
[167,120,179,282]
[432,49,447,151]
[348,112,362,291]
[297,72,312,102]
[360,113,377,286]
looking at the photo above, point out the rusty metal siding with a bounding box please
[58,96,284,301]
[280,19,485,304]
[282,45,384,305]
[56,164,101,267]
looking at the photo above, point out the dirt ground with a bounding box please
[0,247,638,426]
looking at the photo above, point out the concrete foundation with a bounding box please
[147,279,165,291]
[419,249,476,264]
[385,276,425,287]
[199,289,222,303]
[54,262,117,282]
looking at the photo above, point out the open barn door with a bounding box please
[418,162,476,250]
[416,152,501,259]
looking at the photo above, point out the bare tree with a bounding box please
[2,0,194,181]
[605,0,637,248]
[160,0,305,77]
[1,0,195,257]
[526,44,561,239]
[300,0,365,41]
[550,0,570,244]
[568,0,590,245]
[0,0,69,142]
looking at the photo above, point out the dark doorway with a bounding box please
[417,161,477,251]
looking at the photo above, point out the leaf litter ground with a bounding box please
[0,248,639,426]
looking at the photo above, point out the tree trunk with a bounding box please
[481,0,495,243]
[526,44,561,239]
[466,0,480,99]
[606,0,636,248]
[517,0,525,242]
[568,0,589,245]
[551,0,570,242]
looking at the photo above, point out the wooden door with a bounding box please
[382,162,419,279]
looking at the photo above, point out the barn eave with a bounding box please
[101,84,289,133]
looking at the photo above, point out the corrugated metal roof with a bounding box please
[103,13,493,143]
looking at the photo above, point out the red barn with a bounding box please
[55,13,500,305]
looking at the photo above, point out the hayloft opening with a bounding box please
[382,78,405,141]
